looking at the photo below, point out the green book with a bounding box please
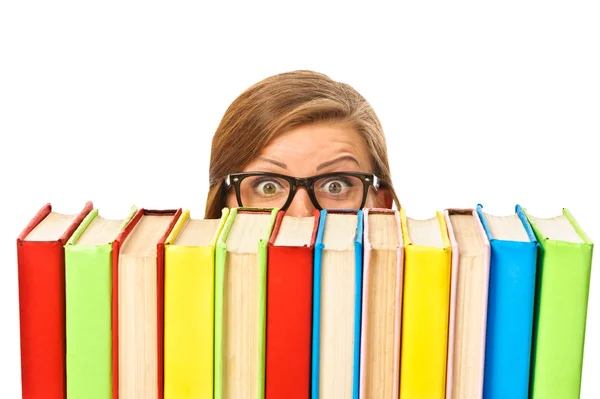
[64,206,136,399]
[524,208,594,398]
[214,207,277,399]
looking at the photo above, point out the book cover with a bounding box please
[64,206,137,399]
[163,208,229,399]
[311,209,364,399]
[111,208,182,399]
[477,204,538,399]
[214,207,278,399]
[359,208,404,399]
[399,209,452,399]
[265,210,320,399]
[524,207,594,398]
[16,201,93,399]
[444,208,491,399]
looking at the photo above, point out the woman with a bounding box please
[204,70,400,219]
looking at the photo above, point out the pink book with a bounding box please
[444,208,491,399]
[359,208,404,398]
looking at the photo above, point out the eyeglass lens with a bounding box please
[238,174,366,209]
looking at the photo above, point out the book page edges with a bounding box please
[360,208,404,398]
[363,208,403,252]
[476,204,538,245]
[18,201,93,243]
[216,207,238,252]
[114,208,181,246]
[268,209,320,247]
[260,208,279,248]
[165,210,191,245]
[563,208,593,245]
[399,208,450,251]
[443,209,459,399]
[444,208,491,397]
[66,209,99,245]
[67,205,137,247]
[524,207,593,246]
[165,207,229,249]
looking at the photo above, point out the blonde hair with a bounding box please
[204,70,399,218]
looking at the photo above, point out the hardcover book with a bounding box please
[112,208,181,399]
[65,206,136,399]
[311,210,363,399]
[163,208,229,399]
[265,210,320,399]
[477,204,538,399]
[359,208,403,399]
[16,201,92,399]
[444,208,490,399]
[525,207,594,398]
[214,207,278,399]
[398,209,452,399]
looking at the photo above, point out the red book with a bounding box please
[16,202,93,399]
[112,208,181,399]
[265,210,320,398]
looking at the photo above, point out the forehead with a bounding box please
[244,122,373,175]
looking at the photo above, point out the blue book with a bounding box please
[476,204,539,399]
[311,209,363,399]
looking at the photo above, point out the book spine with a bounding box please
[214,208,237,399]
[358,211,372,399]
[310,210,327,399]
[399,245,452,399]
[164,245,215,399]
[352,211,364,399]
[265,245,313,399]
[529,240,593,398]
[17,241,67,399]
[482,240,537,399]
[65,244,113,399]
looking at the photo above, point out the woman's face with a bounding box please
[226,122,391,217]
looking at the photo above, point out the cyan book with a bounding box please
[476,204,538,399]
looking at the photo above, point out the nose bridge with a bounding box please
[285,185,316,217]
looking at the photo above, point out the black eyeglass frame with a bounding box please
[224,171,381,211]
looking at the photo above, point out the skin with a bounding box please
[226,122,392,217]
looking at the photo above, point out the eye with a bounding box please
[251,178,287,197]
[319,177,354,195]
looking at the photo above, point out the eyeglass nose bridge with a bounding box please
[294,177,312,188]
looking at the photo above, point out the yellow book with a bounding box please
[163,208,229,399]
[399,209,453,399]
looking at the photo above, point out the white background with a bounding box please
[1,1,599,397]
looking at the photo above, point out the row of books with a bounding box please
[16,202,593,399]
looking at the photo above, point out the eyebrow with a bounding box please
[316,155,360,171]
[257,155,360,171]
[257,156,287,169]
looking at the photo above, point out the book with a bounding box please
[64,206,137,399]
[477,204,538,399]
[398,209,452,399]
[524,207,594,398]
[163,208,229,399]
[16,201,92,399]
[111,208,182,399]
[444,208,490,399]
[311,210,363,399]
[265,210,320,399]
[358,208,403,399]
[214,207,278,399]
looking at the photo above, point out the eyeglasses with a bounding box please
[224,171,380,211]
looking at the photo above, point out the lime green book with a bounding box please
[64,206,136,399]
[214,207,278,399]
[524,208,594,398]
